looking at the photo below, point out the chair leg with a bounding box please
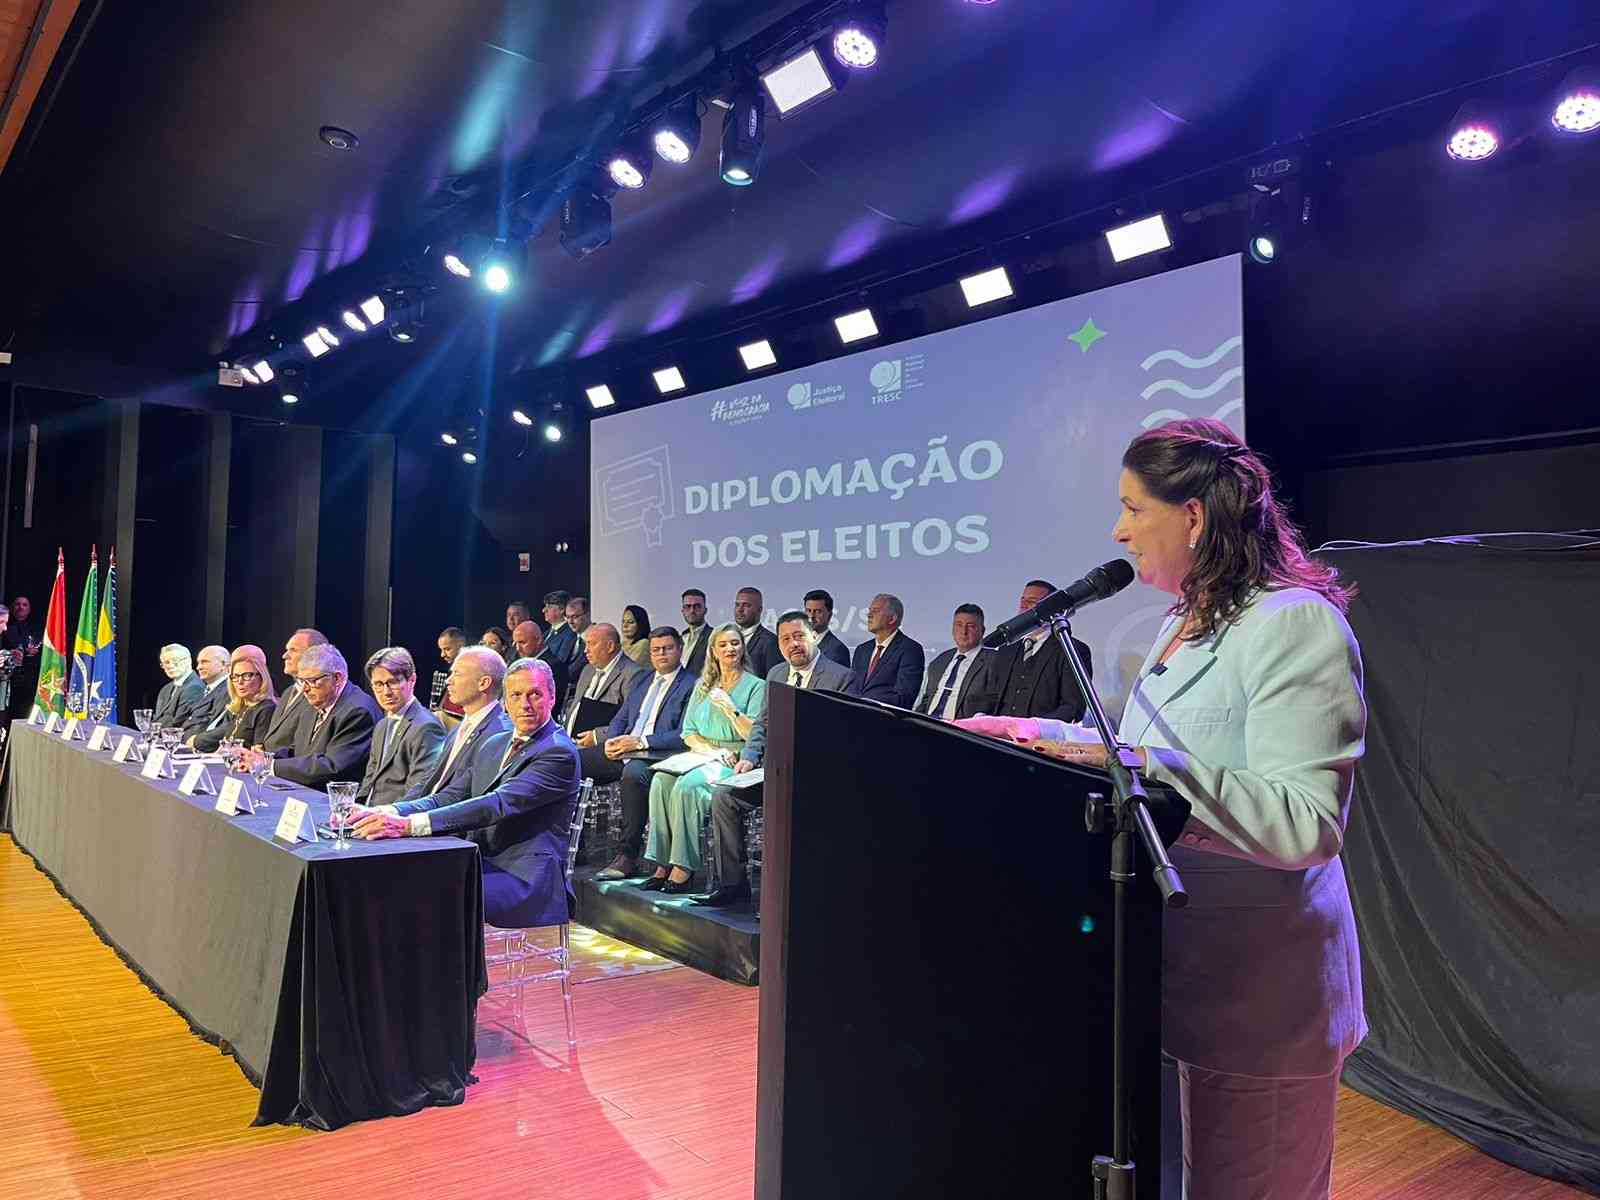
[560,922,577,1047]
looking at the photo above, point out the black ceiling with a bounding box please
[5,0,1600,427]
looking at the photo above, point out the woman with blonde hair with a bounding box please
[639,622,766,894]
[188,644,279,753]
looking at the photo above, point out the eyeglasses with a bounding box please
[230,671,261,682]
[370,677,410,692]
[296,672,334,688]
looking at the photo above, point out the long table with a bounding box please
[4,722,487,1130]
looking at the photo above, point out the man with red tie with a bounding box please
[850,593,925,709]
[352,656,582,930]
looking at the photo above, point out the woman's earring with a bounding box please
[1188,537,1197,551]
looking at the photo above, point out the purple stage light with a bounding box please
[1446,123,1499,162]
[1553,90,1600,135]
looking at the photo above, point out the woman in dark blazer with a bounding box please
[189,644,278,753]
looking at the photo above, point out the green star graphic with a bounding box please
[1069,318,1107,353]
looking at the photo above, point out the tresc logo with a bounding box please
[788,380,846,411]
[869,353,925,404]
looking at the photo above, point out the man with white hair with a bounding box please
[249,642,379,789]
[180,645,232,736]
[152,644,206,727]
[353,656,582,929]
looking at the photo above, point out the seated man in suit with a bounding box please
[246,643,379,789]
[178,645,231,736]
[850,593,926,709]
[563,623,645,748]
[432,626,468,720]
[587,627,699,880]
[354,646,446,807]
[405,645,511,801]
[679,588,710,676]
[733,586,782,679]
[262,627,329,752]
[915,604,1002,720]
[700,610,857,907]
[152,644,207,728]
[513,618,570,704]
[353,657,582,930]
[563,596,593,684]
[504,600,532,638]
[803,589,852,668]
[987,579,1093,722]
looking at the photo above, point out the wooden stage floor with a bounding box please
[0,834,1584,1200]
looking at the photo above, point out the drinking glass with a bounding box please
[250,754,273,809]
[133,709,153,749]
[326,782,359,850]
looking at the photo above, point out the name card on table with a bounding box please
[44,713,61,734]
[86,725,111,751]
[29,705,44,725]
[274,797,317,844]
[214,776,256,816]
[112,734,143,763]
[178,762,217,797]
[141,747,173,780]
[59,717,84,742]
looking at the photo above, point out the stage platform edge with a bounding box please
[573,867,760,986]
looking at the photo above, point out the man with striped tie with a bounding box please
[247,642,378,789]
[353,647,445,808]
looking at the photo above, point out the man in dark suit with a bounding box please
[354,657,582,930]
[254,643,380,789]
[679,588,710,677]
[152,644,208,728]
[405,646,511,800]
[541,590,576,688]
[261,627,329,752]
[586,627,700,880]
[562,623,646,747]
[850,593,926,709]
[563,596,594,686]
[734,586,782,679]
[354,647,446,808]
[700,610,856,907]
[803,589,852,668]
[987,579,1093,722]
[178,645,231,736]
[915,604,1003,719]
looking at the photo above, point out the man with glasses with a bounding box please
[153,644,206,728]
[679,588,710,675]
[354,647,445,808]
[245,643,378,789]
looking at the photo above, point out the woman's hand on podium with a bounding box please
[1019,740,1147,769]
[950,714,1042,742]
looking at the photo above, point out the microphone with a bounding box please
[981,559,1136,649]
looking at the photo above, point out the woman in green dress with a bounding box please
[641,622,766,895]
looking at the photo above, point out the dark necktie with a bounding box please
[928,653,965,716]
[499,735,528,772]
[867,644,885,678]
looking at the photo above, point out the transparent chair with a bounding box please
[482,778,594,1047]
[746,806,765,914]
[582,780,624,866]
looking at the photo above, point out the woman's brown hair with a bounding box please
[1121,418,1351,640]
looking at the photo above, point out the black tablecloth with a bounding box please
[4,722,488,1130]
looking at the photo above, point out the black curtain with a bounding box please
[1320,534,1600,1195]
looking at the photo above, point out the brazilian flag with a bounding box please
[65,547,98,720]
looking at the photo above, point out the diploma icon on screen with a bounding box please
[595,445,675,547]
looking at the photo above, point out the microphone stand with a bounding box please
[1044,612,1187,1200]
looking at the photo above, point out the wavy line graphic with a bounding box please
[1140,408,1189,429]
[1140,336,1241,372]
[1140,366,1242,402]
[1211,398,1243,423]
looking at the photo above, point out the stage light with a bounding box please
[443,253,471,277]
[560,189,613,259]
[440,432,458,445]
[607,130,655,191]
[480,239,523,294]
[1249,234,1277,264]
[484,264,511,293]
[1104,213,1172,262]
[239,364,260,384]
[461,451,478,464]
[359,295,386,325]
[543,423,563,443]
[653,366,686,394]
[316,325,340,347]
[388,301,423,343]
[280,389,300,405]
[834,308,879,343]
[652,95,702,163]
[720,87,766,186]
[341,309,368,333]
[253,360,274,383]
[1446,102,1500,161]
[833,2,886,69]
[302,330,331,358]
[959,266,1013,307]
[761,46,839,117]
[512,409,533,426]
[585,385,616,409]
[1552,68,1600,135]
[739,339,777,370]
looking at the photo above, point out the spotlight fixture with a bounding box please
[959,266,1013,307]
[1247,185,1288,264]
[1552,67,1600,135]
[653,366,686,394]
[720,87,766,186]
[652,94,703,163]
[1446,101,1500,161]
[834,308,879,344]
[833,2,886,69]
[239,364,260,384]
[280,388,300,405]
[443,253,471,277]
[480,239,524,295]
[1104,213,1172,262]
[316,325,340,347]
[585,385,616,409]
[440,432,458,445]
[560,189,613,259]
[359,295,386,325]
[512,409,534,426]
[302,330,332,358]
[1249,234,1278,264]
[387,300,423,343]
[341,309,368,333]
[739,339,777,370]
[543,423,563,443]
[607,129,655,191]
[461,451,478,464]
[760,45,842,118]
[253,360,275,383]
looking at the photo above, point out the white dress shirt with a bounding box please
[930,648,982,719]
[630,668,682,749]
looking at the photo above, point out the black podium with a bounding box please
[755,687,1190,1198]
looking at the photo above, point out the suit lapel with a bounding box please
[489,727,539,786]
[1122,616,1221,744]
[377,700,415,771]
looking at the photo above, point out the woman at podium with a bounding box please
[970,418,1366,1200]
